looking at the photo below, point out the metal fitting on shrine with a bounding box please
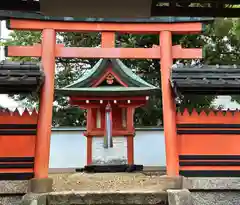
[104,103,113,149]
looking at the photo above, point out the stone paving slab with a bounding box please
[21,191,168,205]
[0,181,28,194]
[183,178,240,190]
[51,173,183,191]
[191,192,240,205]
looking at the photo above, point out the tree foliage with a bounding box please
[4,18,240,127]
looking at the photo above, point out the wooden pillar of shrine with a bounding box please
[86,109,94,165]
[160,31,179,176]
[127,107,134,164]
[34,29,56,181]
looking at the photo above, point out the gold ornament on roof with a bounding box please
[106,73,115,85]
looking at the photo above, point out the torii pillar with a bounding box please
[160,31,178,176]
[30,29,56,193]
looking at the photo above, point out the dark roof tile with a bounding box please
[1,11,213,23]
[0,61,44,94]
[171,64,240,95]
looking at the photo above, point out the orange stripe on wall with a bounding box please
[180,166,240,170]
[178,128,240,130]
[0,115,37,124]
[179,134,240,155]
[0,168,33,173]
[177,110,240,124]
[179,160,240,162]
[0,136,35,157]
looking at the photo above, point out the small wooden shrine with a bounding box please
[57,59,159,169]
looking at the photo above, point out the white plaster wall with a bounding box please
[134,130,166,166]
[49,130,87,168]
[92,137,127,164]
[49,128,165,168]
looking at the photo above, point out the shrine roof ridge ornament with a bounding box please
[172,64,240,71]
[0,60,41,70]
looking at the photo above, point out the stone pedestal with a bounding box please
[28,178,53,193]
[158,175,184,190]
[167,189,192,205]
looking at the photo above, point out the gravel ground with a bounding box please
[50,172,167,192]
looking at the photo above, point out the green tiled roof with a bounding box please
[65,59,156,88]
[57,58,160,96]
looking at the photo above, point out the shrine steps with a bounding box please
[22,191,170,205]
[2,177,240,205]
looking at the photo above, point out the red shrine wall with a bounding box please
[91,107,125,131]
[177,109,240,174]
[0,109,37,177]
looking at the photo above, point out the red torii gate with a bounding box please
[6,18,203,179]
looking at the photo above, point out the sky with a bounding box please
[0,20,239,111]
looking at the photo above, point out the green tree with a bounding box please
[177,18,240,111]
[205,18,240,104]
